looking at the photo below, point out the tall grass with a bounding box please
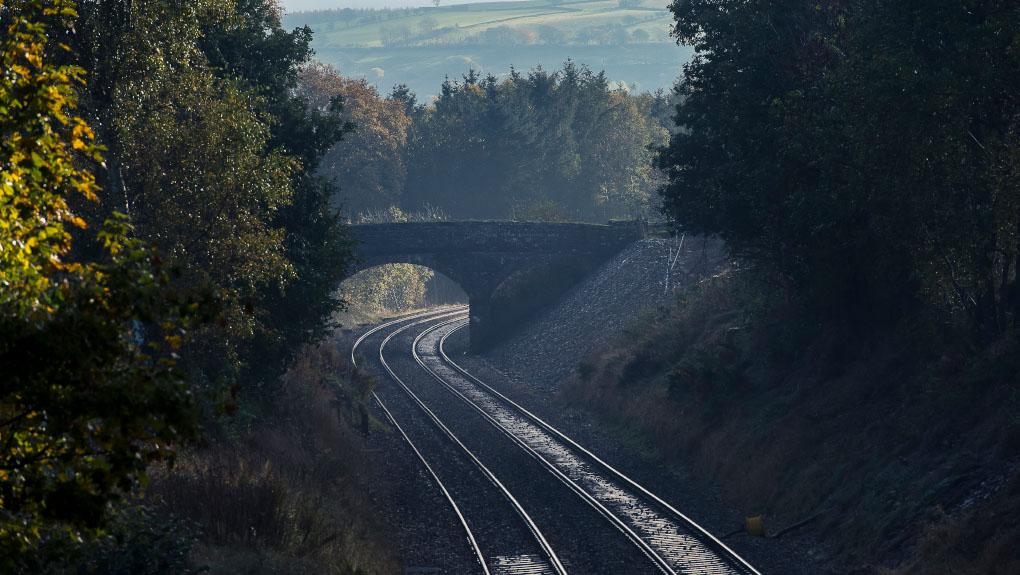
[148,344,396,574]
[885,473,1020,575]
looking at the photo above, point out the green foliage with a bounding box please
[1,0,101,313]
[1,0,206,567]
[299,63,411,216]
[66,0,353,409]
[337,206,437,314]
[342,264,435,314]
[300,59,673,223]
[3,0,354,565]
[197,0,355,398]
[659,0,1020,336]
[405,61,669,221]
[46,504,199,575]
[87,0,302,406]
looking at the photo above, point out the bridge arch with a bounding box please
[340,263,468,313]
[349,221,645,350]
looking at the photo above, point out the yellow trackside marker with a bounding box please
[745,516,766,537]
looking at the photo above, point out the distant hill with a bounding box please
[287,0,675,48]
[283,1,563,15]
[284,0,691,99]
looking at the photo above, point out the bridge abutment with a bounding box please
[467,293,495,353]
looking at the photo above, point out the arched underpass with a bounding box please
[349,221,646,351]
[339,263,468,319]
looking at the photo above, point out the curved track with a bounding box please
[352,308,763,575]
[354,308,565,575]
[352,308,489,573]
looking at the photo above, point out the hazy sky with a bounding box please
[281,0,519,12]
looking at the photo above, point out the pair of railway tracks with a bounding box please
[352,308,761,575]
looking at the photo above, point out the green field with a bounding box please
[285,0,690,98]
[286,1,676,48]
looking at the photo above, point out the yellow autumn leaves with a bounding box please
[1,0,102,315]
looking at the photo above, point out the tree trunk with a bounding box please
[974,236,1000,341]
[1014,221,1020,329]
[107,154,131,216]
[1000,252,1012,323]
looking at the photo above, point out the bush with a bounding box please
[44,505,198,575]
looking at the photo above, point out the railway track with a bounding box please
[352,308,763,575]
[353,308,565,575]
[352,308,487,573]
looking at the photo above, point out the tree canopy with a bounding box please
[1,1,205,565]
[1,0,353,565]
[659,0,1020,335]
[299,60,671,223]
[402,62,669,222]
[301,63,411,215]
[65,0,353,402]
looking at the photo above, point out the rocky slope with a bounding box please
[483,236,725,389]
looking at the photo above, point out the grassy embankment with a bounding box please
[138,294,467,573]
[565,270,1020,573]
[139,342,396,575]
[56,339,397,575]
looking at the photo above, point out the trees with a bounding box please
[65,0,352,404]
[3,0,360,567]
[300,63,411,217]
[68,0,301,397]
[660,1,845,298]
[276,61,669,224]
[832,0,1020,336]
[1,1,204,565]
[659,0,1020,334]
[197,0,353,395]
[404,62,665,221]
[342,265,436,313]
[2,0,354,566]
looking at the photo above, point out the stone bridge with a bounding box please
[350,221,646,350]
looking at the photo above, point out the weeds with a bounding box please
[143,343,396,575]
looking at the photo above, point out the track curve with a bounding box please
[351,307,763,575]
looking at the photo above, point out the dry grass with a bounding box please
[563,271,1020,572]
[148,344,397,575]
[884,473,1020,575]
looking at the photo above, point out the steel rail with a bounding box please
[412,315,678,575]
[349,307,490,575]
[353,306,763,575]
[350,306,466,368]
[378,315,568,575]
[434,315,763,575]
